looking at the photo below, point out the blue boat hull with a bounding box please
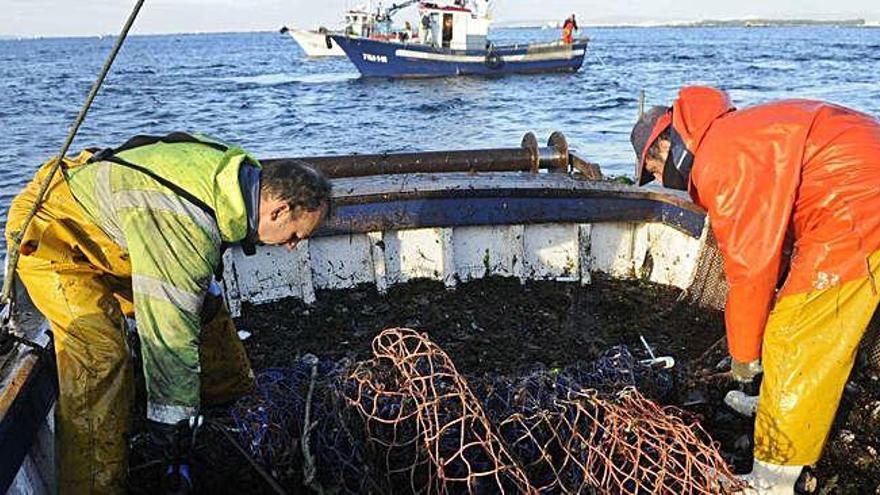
[331,36,588,78]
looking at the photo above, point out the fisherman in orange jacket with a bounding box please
[561,14,578,44]
[631,86,880,493]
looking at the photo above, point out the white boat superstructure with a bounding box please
[287,28,345,57]
[284,2,405,58]
[418,0,493,49]
[284,6,374,57]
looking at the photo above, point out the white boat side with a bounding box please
[288,28,345,57]
[0,171,711,492]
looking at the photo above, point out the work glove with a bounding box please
[724,390,759,417]
[730,358,762,383]
[200,280,224,324]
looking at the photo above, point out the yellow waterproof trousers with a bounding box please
[754,250,880,465]
[7,160,254,494]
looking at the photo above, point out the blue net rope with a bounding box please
[228,344,678,492]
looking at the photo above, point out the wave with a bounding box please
[223,72,358,86]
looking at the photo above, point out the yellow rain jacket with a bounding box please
[5,133,258,493]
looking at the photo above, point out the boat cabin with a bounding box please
[344,9,373,37]
[419,1,491,50]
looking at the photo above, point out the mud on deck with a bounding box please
[130,276,880,493]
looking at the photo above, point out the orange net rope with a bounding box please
[340,328,746,494]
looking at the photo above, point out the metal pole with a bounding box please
[0,0,145,352]
[264,132,571,178]
[209,421,287,495]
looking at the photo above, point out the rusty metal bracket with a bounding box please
[520,132,540,172]
[547,131,569,173]
[569,151,603,180]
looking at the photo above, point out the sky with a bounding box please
[2,0,879,37]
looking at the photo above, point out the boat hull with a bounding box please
[0,171,708,493]
[289,28,345,57]
[331,35,588,78]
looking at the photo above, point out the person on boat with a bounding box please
[421,14,433,46]
[562,14,578,44]
[631,86,880,493]
[4,132,332,493]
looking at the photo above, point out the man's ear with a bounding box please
[658,138,672,155]
[270,202,289,221]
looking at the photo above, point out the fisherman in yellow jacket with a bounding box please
[5,132,331,493]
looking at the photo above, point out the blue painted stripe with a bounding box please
[322,196,706,238]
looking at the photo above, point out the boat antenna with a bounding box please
[639,89,645,117]
[0,0,146,355]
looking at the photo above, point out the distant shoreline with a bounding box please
[499,18,876,29]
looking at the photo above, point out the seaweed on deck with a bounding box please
[128,276,880,493]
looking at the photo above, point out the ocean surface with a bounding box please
[1,26,880,249]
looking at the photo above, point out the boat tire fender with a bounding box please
[486,51,504,70]
[325,36,333,49]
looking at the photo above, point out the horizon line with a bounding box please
[2,16,877,40]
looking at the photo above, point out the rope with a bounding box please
[0,0,145,350]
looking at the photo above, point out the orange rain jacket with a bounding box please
[671,86,880,362]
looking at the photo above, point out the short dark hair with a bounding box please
[261,160,332,214]
[646,128,670,161]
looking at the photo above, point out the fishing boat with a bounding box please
[283,2,418,58]
[331,1,589,78]
[0,132,730,492]
[284,27,345,57]
[281,7,374,58]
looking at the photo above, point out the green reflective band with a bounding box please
[95,164,126,247]
[114,189,221,246]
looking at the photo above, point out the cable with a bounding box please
[0,0,145,352]
[207,420,288,495]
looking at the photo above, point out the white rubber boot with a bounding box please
[724,390,759,417]
[738,459,803,494]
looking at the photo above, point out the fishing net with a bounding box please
[861,308,880,372]
[682,222,728,312]
[228,358,374,492]
[230,328,745,494]
[495,390,739,494]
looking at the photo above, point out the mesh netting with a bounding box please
[229,359,375,492]
[230,328,745,494]
[862,308,880,372]
[682,222,729,312]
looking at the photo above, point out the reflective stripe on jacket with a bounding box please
[673,86,880,362]
[64,135,259,420]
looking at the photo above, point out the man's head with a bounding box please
[257,160,332,250]
[631,105,674,187]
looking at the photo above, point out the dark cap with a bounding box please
[631,105,672,186]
